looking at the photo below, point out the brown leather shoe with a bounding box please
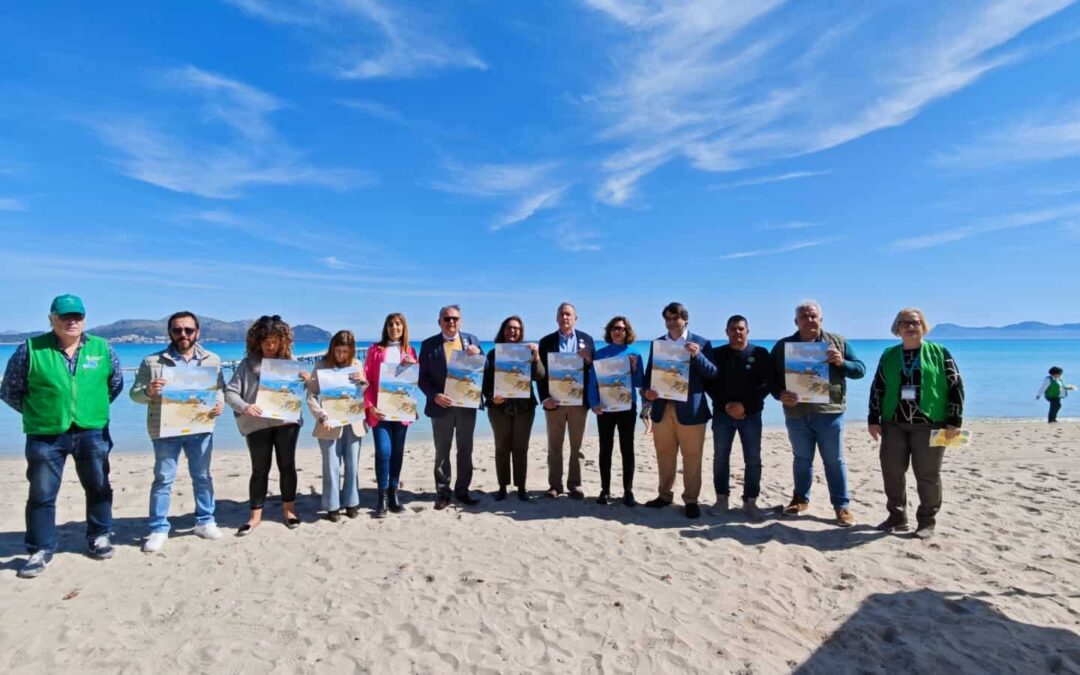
[836,508,855,527]
[782,496,809,516]
[434,496,451,511]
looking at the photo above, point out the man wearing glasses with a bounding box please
[130,311,226,552]
[1,294,124,578]
[419,304,483,510]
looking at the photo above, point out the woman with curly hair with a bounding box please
[225,315,309,535]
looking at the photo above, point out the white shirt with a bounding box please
[384,342,402,365]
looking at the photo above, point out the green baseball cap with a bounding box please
[50,294,86,316]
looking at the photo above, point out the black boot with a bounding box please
[373,490,388,519]
[387,488,404,514]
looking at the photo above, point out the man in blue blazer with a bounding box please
[643,302,718,519]
[418,304,484,509]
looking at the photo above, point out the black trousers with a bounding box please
[488,407,534,489]
[596,409,636,493]
[246,424,300,509]
[1048,397,1062,423]
[880,423,946,528]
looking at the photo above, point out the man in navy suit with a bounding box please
[643,302,718,519]
[419,304,484,510]
[537,302,595,499]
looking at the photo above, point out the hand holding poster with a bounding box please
[548,353,584,406]
[494,343,534,399]
[316,366,364,427]
[379,362,420,421]
[651,340,690,402]
[160,365,220,438]
[445,351,485,408]
[784,342,830,404]
[594,355,633,412]
[255,358,305,422]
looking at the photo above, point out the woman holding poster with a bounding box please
[307,331,367,522]
[482,316,545,501]
[225,315,308,535]
[363,313,418,518]
[587,316,643,506]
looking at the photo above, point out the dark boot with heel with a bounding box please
[373,490,388,519]
[387,488,404,514]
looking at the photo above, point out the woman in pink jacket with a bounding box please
[363,313,418,517]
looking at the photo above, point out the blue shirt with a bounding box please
[558,331,580,354]
[1,334,124,413]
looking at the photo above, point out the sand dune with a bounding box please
[0,421,1077,673]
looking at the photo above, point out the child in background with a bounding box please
[1036,367,1076,423]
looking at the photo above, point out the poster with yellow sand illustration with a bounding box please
[160,365,220,438]
[445,351,484,409]
[594,355,633,412]
[784,342,830,404]
[494,344,533,399]
[379,362,420,421]
[548,353,584,406]
[316,366,364,427]
[651,340,690,402]
[255,358,305,422]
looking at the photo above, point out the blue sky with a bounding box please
[1,0,1079,340]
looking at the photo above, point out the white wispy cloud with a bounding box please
[185,209,378,261]
[91,66,366,199]
[710,170,830,190]
[0,197,27,212]
[585,0,1074,205]
[322,256,348,269]
[548,222,602,253]
[890,203,1080,251]
[934,101,1080,168]
[338,99,407,124]
[719,239,832,260]
[433,161,568,230]
[757,221,817,231]
[223,0,486,79]
[492,187,568,231]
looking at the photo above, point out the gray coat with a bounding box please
[225,356,304,436]
[129,344,226,440]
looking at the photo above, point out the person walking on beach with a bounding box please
[642,302,718,519]
[868,308,964,539]
[1,294,123,578]
[306,331,367,521]
[587,315,643,506]
[225,315,309,535]
[419,305,484,510]
[130,311,226,553]
[537,302,596,499]
[706,314,774,520]
[1036,367,1074,423]
[771,300,865,527]
[482,315,545,502]
[363,313,418,517]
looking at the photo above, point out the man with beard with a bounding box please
[130,311,226,552]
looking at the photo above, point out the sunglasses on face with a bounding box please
[442,316,460,323]
[610,326,627,332]
[898,320,922,328]
[58,313,85,322]
[171,327,197,336]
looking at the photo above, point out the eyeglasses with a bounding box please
[171,327,197,336]
[610,326,627,332]
[58,313,85,321]
[898,320,922,328]
[442,316,460,323]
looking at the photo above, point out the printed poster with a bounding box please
[378,362,420,421]
[651,340,690,402]
[445,351,485,409]
[784,342,830,404]
[160,365,219,438]
[494,344,533,399]
[929,429,972,448]
[255,358,305,422]
[316,366,364,427]
[594,355,633,412]
[548,353,584,406]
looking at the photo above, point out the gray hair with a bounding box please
[795,299,822,317]
[890,307,931,336]
[556,302,577,316]
[438,304,461,319]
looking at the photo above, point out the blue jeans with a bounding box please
[712,411,763,500]
[372,421,407,491]
[149,433,215,533]
[319,427,362,511]
[25,427,113,553]
[785,412,849,509]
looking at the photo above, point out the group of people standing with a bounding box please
[3,295,969,580]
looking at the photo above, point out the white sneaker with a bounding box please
[708,495,730,517]
[142,532,167,553]
[193,523,223,540]
[743,498,765,521]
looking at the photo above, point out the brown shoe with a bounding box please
[434,496,451,511]
[782,496,809,516]
[836,508,855,527]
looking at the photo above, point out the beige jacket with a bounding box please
[129,344,226,440]
[306,357,367,440]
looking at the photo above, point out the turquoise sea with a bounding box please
[0,339,1076,456]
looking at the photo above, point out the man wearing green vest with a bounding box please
[770,300,865,527]
[0,294,124,578]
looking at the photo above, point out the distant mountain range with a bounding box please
[0,317,332,344]
[931,322,1080,339]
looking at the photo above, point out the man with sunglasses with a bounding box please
[130,311,226,552]
[1,294,124,578]
[419,304,484,510]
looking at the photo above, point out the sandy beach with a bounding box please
[1,420,1078,673]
